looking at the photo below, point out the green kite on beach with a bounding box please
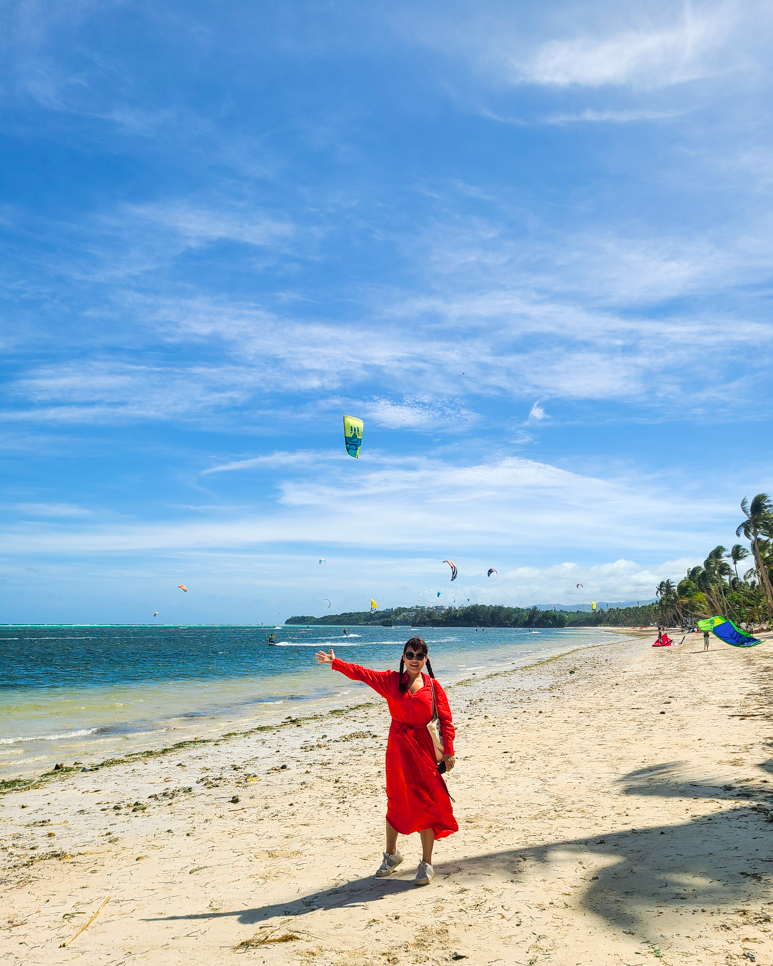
[696,616,763,647]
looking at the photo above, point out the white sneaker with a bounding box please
[414,860,435,886]
[375,850,404,878]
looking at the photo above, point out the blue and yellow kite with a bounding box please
[697,616,763,647]
[343,415,363,458]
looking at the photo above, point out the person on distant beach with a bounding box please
[315,637,457,886]
[704,631,710,650]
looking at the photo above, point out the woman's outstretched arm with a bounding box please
[315,650,393,698]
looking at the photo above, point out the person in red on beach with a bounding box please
[315,637,457,886]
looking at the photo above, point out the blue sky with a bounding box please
[1,0,772,623]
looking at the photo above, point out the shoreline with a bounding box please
[1,631,633,796]
[1,627,627,784]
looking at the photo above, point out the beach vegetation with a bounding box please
[667,493,773,631]
[288,602,660,628]
[736,493,773,614]
[655,579,679,625]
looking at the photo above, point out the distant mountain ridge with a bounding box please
[538,599,657,612]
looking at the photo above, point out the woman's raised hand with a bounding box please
[315,649,336,665]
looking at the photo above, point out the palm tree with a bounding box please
[693,556,726,616]
[727,543,750,579]
[656,579,679,625]
[736,494,773,615]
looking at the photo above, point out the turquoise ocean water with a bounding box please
[0,624,622,778]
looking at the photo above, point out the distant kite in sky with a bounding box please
[324,599,331,608]
[178,585,187,592]
[443,560,458,581]
[343,415,363,458]
[437,591,442,597]
[370,598,378,612]
[576,583,583,588]
[319,558,326,565]
[487,568,497,577]
[591,601,596,611]
[153,612,159,617]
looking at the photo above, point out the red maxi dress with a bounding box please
[332,658,458,839]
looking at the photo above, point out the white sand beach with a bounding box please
[4,631,773,965]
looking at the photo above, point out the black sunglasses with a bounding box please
[404,650,426,661]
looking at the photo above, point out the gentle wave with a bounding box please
[2,635,99,641]
[315,634,362,640]
[271,641,362,648]
[0,727,99,745]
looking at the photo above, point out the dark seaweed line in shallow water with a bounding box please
[0,701,376,796]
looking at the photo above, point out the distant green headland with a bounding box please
[286,602,659,628]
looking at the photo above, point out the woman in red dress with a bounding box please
[315,637,457,886]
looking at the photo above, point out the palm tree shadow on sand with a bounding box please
[148,759,773,934]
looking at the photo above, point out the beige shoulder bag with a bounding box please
[426,677,445,763]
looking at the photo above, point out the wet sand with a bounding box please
[3,630,773,965]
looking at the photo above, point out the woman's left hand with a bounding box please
[442,754,455,772]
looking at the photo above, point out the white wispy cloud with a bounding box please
[202,450,342,475]
[516,12,731,89]
[3,260,771,425]
[478,106,690,125]
[0,453,748,560]
[360,397,475,431]
[0,502,92,518]
[123,203,296,250]
[542,107,690,124]
[1,361,256,424]
[399,1,769,91]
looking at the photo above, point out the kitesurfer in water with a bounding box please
[343,628,349,636]
[315,637,457,886]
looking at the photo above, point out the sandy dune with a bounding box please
[4,632,773,965]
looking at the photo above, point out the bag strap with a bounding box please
[428,675,437,718]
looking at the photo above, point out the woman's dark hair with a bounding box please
[399,637,435,692]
